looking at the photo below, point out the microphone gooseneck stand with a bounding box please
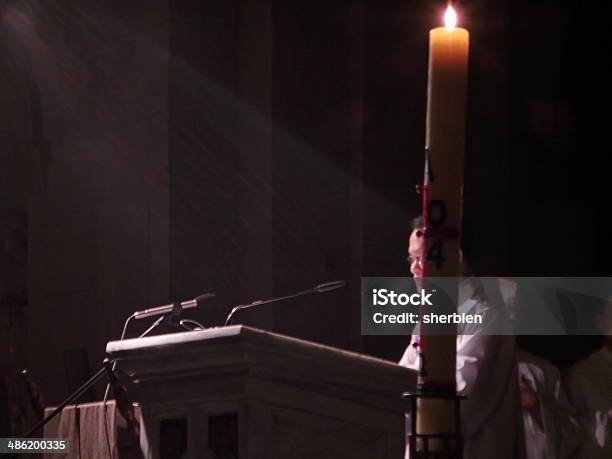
[179,318,205,331]
[225,280,346,326]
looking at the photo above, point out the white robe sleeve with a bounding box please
[399,336,420,370]
[519,352,583,459]
[563,356,612,458]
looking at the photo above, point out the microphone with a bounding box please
[133,293,216,320]
[225,280,345,325]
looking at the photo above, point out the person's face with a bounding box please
[407,229,425,278]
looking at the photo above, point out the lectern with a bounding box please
[106,326,416,459]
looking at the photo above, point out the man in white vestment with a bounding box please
[564,299,612,458]
[518,350,582,459]
[400,217,525,459]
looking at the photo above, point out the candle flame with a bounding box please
[444,5,457,30]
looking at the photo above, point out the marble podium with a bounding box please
[106,326,416,459]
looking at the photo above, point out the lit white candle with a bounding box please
[416,4,469,449]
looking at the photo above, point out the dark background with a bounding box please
[0,0,609,425]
